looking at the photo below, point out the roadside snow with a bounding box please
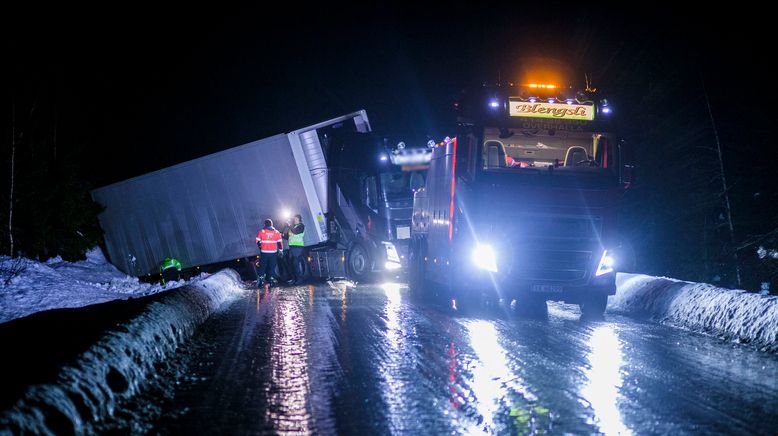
[610,273,778,352]
[0,269,245,435]
[0,247,200,324]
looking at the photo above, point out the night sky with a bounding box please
[3,2,776,283]
[6,3,772,185]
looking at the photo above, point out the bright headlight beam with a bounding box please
[473,244,498,272]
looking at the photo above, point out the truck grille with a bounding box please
[512,215,602,241]
[511,249,592,282]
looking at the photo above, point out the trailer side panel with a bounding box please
[92,134,322,276]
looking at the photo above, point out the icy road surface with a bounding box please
[111,282,778,435]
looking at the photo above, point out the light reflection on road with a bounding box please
[128,282,778,435]
[580,325,630,435]
[465,320,520,433]
[266,294,311,434]
[379,282,409,432]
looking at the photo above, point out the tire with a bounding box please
[409,238,433,302]
[515,294,548,319]
[580,293,608,319]
[408,237,425,295]
[347,242,372,282]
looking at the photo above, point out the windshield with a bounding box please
[380,171,426,201]
[481,127,611,172]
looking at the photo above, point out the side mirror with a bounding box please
[617,140,634,189]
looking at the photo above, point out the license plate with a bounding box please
[532,284,563,293]
[396,226,411,239]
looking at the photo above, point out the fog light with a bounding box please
[596,250,615,276]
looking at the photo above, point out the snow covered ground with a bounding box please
[0,269,246,434]
[0,247,200,324]
[610,273,778,352]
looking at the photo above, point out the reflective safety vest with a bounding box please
[161,257,182,272]
[288,224,305,247]
[256,227,283,253]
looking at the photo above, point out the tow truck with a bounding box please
[408,76,631,316]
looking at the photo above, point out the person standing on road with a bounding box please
[160,257,182,286]
[256,218,283,288]
[283,214,306,284]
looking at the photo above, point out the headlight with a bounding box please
[385,261,402,270]
[596,250,615,276]
[383,242,401,264]
[472,244,498,272]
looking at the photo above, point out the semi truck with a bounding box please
[408,81,631,317]
[91,111,430,281]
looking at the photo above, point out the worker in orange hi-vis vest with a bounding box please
[255,218,283,289]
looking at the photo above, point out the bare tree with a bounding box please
[9,100,15,256]
[703,82,742,287]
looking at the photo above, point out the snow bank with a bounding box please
[0,269,246,435]
[610,273,778,352]
[0,247,194,324]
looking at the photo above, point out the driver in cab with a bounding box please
[506,154,530,168]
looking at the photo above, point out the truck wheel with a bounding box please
[347,243,372,282]
[580,293,608,319]
[408,238,424,295]
[274,262,291,284]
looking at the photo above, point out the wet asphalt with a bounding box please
[120,281,778,435]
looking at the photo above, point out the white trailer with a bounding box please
[92,111,371,276]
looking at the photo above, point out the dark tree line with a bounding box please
[606,53,777,291]
[1,50,103,261]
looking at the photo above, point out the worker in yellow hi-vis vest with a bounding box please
[283,214,306,285]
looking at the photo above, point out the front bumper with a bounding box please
[458,274,615,303]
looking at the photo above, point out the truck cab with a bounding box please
[308,130,430,280]
[409,82,630,316]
